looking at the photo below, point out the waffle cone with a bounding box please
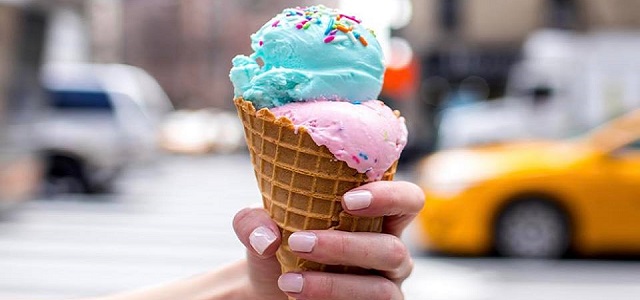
[234,97,398,275]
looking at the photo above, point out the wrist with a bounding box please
[91,260,252,300]
[201,260,252,300]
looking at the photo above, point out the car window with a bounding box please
[610,139,640,158]
[48,89,114,111]
[622,140,640,150]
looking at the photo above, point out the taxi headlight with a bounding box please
[420,153,497,197]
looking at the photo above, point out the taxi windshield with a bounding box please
[578,110,640,152]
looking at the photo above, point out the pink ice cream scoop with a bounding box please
[270,100,408,181]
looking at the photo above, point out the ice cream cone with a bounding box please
[234,97,398,274]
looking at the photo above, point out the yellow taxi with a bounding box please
[416,109,640,258]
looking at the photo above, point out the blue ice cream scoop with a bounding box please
[230,5,385,109]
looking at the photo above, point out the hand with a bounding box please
[233,181,424,300]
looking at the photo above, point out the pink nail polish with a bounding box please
[249,226,277,255]
[343,190,372,210]
[289,232,317,253]
[278,273,304,293]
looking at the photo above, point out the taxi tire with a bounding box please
[494,199,570,258]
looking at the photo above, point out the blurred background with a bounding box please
[1,0,640,299]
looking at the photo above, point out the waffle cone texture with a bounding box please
[234,98,398,274]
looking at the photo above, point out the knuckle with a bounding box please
[374,181,399,206]
[411,184,426,210]
[338,233,351,256]
[232,208,250,227]
[379,181,425,214]
[386,236,408,270]
[303,274,402,300]
[374,279,399,300]
[406,256,415,275]
[232,208,255,235]
[386,184,402,208]
[321,276,336,297]
[305,275,336,299]
[402,181,425,211]
[386,256,413,284]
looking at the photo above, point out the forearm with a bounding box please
[86,260,250,300]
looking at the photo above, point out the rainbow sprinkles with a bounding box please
[268,5,372,47]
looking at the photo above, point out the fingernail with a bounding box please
[343,190,372,210]
[289,232,317,253]
[249,226,277,255]
[278,273,304,293]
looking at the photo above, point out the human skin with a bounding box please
[87,181,424,300]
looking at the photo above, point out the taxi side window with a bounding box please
[623,140,640,150]
[611,140,640,158]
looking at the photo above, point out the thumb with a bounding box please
[233,207,285,298]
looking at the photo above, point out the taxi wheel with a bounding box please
[495,199,570,258]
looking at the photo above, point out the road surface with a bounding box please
[1,154,639,299]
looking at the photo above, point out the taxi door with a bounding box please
[599,141,640,251]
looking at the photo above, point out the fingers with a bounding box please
[342,181,425,236]
[343,180,424,216]
[288,230,413,283]
[232,207,281,258]
[232,207,286,298]
[278,272,403,300]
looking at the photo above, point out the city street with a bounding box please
[2,154,640,300]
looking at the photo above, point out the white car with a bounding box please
[38,63,173,193]
[437,29,640,150]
